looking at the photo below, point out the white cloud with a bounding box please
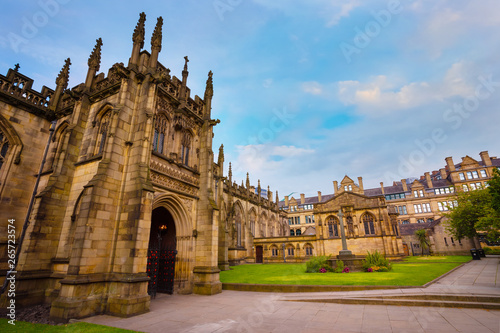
[231,144,315,185]
[302,81,323,95]
[337,62,475,116]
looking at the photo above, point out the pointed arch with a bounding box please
[152,193,192,237]
[46,120,69,172]
[0,113,24,196]
[232,200,245,247]
[327,215,339,238]
[92,103,115,156]
[362,212,376,235]
[153,113,170,155]
[248,207,257,237]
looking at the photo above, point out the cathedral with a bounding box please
[1,12,487,323]
[0,13,285,322]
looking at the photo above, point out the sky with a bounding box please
[1,0,499,199]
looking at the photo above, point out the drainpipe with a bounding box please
[1,121,56,294]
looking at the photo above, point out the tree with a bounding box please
[446,169,500,243]
[415,229,430,256]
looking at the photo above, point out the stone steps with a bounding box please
[286,294,500,309]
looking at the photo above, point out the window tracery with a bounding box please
[180,131,191,166]
[153,114,169,154]
[0,129,9,172]
[95,110,111,156]
[363,213,375,235]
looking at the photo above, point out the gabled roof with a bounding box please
[399,218,442,236]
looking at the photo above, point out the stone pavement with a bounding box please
[83,257,500,332]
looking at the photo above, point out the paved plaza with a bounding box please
[83,257,500,332]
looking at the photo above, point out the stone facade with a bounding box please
[279,152,498,258]
[399,218,477,256]
[0,13,285,322]
[255,176,404,262]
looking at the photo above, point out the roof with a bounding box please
[399,218,442,236]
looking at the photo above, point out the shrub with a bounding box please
[334,260,345,273]
[362,250,392,272]
[305,256,332,273]
[483,247,500,255]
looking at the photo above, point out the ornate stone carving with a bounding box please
[156,97,174,117]
[151,171,198,197]
[173,114,197,131]
[180,197,193,216]
[151,17,163,51]
[88,38,103,71]
[150,160,199,186]
[132,12,146,48]
[56,58,71,90]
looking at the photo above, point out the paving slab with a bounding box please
[82,257,500,332]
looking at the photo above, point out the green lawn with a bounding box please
[0,319,137,332]
[220,256,470,286]
[402,255,471,263]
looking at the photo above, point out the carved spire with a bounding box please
[151,16,163,51]
[246,172,250,189]
[204,70,214,100]
[276,190,279,204]
[228,162,232,182]
[56,58,71,89]
[182,56,189,83]
[88,38,103,71]
[218,144,224,165]
[257,179,261,196]
[132,12,146,49]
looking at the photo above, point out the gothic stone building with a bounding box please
[254,176,404,263]
[0,13,286,322]
[265,152,497,262]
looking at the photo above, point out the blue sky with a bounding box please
[1,0,499,198]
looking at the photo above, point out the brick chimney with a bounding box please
[439,168,447,180]
[480,151,492,166]
[357,176,364,191]
[285,196,289,207]
[317,191,322,202]
[425,172,433,189]
[401,179,408,192]
[300,193,305,204]
[380,182,385,195]
[445,156,456,171]
[333,181,338,194]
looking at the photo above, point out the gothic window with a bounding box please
[0,129,9,172]
[181,131,191,166]
[153,114,169,154]
[327,216,339,238]
[290,229,295,236]
[295,229,301,236]
[287,246,294,256]
[363,213,375,235]
[271,247,278,257]
[305,245,313,256]
[95,110,111,156]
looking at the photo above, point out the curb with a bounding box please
[222,283,418,293]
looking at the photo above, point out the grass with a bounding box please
[0,319,137,332]
[402,255,471,263]
[220,256,470,286]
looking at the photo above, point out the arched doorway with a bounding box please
[148,207,177,297]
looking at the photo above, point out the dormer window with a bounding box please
[344,184,352,191]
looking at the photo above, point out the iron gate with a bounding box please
[147,246,177,297]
